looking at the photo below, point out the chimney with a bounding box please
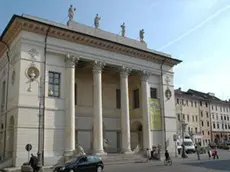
[178,87,181,91]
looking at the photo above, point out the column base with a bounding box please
[93,149,107,156]
[64,150,74,162]
[122,148,133,154]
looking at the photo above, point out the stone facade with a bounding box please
[0,15,181,167]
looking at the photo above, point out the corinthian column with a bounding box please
[141,71,151,149]
[64,55,79,157]
[93,61,106,155]
[120,66,132,153]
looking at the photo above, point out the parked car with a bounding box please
[54,155,104,172]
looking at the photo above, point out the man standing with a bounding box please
[29,154,38,172]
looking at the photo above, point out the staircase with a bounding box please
[100,153,146,165]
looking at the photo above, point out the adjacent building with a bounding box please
[0,14,181,167]
[175,88,230,147]
[175,88,202,144]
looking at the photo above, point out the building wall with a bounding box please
[175,96,201,143]
[210,103,230,141]
[5,30,176,166]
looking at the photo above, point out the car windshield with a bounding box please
[65,156,80,164]
[183,141,193,146]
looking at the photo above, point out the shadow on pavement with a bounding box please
[184,159,230,171]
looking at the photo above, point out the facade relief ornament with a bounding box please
[164,76,172,101]
[65,54,79,68]
[28,48,39,61]
[93,61,106,73]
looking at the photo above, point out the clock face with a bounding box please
[165,88,172,100]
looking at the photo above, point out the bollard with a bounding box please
[21,163,33,172]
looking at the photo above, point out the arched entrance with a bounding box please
[130,121,143,151]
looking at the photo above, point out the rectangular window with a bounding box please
[177,114,180,121]
[205,102,208,107]
[116,89,121,109]
[195,127,197,133]
[150,88,157,99]
[195,102,197,107]
[217,123,219,129]
[192,116,194,122]
[195,116,198,122]
[201,121,204,126]
[177,99,179,104]
[133,89,139,109]
[1,81,6,105]
[207,121,209,127]
[200,101,202,106]
[186,100,188,106]
[200,111,203,117]
[191,101,193,107]
[206,112,209,118]
[213,123,216,129]
[48,71,61,97]
[187,115,189,121]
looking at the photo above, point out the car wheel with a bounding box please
[69,169,74,172]
[97,166,103,172]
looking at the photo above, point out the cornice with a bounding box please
[0,15,182,67]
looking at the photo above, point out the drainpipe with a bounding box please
[40,26,50,166]
[160,59,166,150]
[0,40,10,159]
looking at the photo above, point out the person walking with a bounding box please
[29,154,38,172]
[196,142,201,160]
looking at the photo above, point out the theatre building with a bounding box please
[0,14,181,167]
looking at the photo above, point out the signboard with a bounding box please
[149,98,162,130]
[25,144,32,152]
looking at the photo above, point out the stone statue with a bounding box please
[139,29,145,42]
[120,22,125,37]
[94,14,101,28]
[75,145,86,155]
[68,5,76,21]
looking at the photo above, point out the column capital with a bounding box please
[140,70,152,81]
[65,54,79,68]
[93,61,106,73]
[120,66,132,78]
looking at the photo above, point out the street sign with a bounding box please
[25,144,32,152]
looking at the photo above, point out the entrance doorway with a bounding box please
[130,121,143,151]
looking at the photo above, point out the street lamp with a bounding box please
[181,119,188,158]
[27,67,53,171]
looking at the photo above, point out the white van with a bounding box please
[177,137,195,154]
[183,138,196,153]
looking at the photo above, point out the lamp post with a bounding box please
[27,68,53,171]
[181,119,188,158]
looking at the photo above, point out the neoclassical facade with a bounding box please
[0,14,181,167]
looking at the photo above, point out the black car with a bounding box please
[54,155,104,172]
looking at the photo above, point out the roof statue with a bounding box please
[94,14,101,28]
[68,5,76,22]
[139,29,145,42]
[120,22,125,37]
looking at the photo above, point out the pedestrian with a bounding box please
[29,153,38,172]
[146,148,151,162]
[207,146,211,160]
[196,143,201,160]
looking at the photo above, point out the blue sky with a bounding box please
[1,0,230,99]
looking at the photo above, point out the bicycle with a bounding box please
[164,158,172,166]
